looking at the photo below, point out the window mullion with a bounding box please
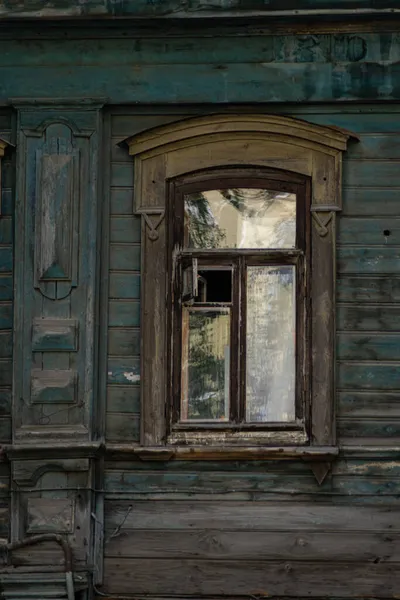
[238,255,247,423]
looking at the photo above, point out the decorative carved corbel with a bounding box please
[139,208,165,241]
[311,204,340,237]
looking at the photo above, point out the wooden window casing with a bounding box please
[124,114,355,464]
[168,168,310,446]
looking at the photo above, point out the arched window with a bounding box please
[124,114,354,476]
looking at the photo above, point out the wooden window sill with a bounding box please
[105,444,339,462]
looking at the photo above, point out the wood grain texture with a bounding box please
[105,528,400,561]
[104,500,400,531]
[102,558,400,596]
[0,0,399,19]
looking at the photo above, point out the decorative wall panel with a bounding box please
[12,103,103,443]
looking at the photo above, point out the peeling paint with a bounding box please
[123,372,140,383]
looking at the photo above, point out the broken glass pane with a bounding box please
[181,308,230,421]
[184,189,296,249]
[246,266,296,422]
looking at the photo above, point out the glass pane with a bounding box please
[181,309,230,421]
[246,266,296,422]
[184,188,296,249]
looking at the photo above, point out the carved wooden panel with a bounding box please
[27,498,75,534]
[34,136,79,300]
[12,105,102,443]
[32,318,78,352]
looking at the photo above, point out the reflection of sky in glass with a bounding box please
[184,188,296,249]
[246,266,296,422]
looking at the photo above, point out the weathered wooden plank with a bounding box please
[103,558,400,596]
[338,218,400,245]
[342,188,400,217]
[0,417,11,442]
[110,216,140,243]
[109,273,140,299]
[0,331,12,358]
[338,363,400,390]
[2,63,400,104]
[108,328,140,356]
[0,189,13,216]
[104,471,321,495]
[11,540,85,567]
[339,392,400,418]
[338,304,400,331]
[1,0,400,19]
[307,113,400,134]
[109,245,140,271]
[104,500,400,531]
[106,413,140,442]
[0,247,12,273]
[337,248,400,274]
[0,389,11,415]
[110,188,133,215]
[111,113,193,137]
[107,358,140,385]
[334,459,400,477]
[111,163,134,187]
[337,333,400,361]
[0,218,12,245]
[337,277,400,303]
[107,385,140,413]
[0,277,13,301]
[105,528,400,562]
[338,419,400,440]
[108,301,140,327]
[1,34,399,67]
[346,134,400,160]
[0,359,12,386]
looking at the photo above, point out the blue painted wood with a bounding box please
[0,62,400,104]
[337,248,400,274]
[337,276,400,303]
[108,301,140,327]
[108,328,140,356]
[338,218,400,246]
[107,358,140,385]
[109,245,140,272]
[110,188,134,215]
[338,333,400,361]
[107,385,140,413]
[109,273,140,299]
[338,363,400,390]
[337,305,400,331]
[110,217,141,243]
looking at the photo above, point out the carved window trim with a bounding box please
[124,114,355,471]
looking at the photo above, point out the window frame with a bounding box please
[167,167,311,446]
[124,113,354,469]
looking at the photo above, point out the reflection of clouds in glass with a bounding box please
[246,266,296,423]
[184,188,296,249]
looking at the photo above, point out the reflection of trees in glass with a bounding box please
[185,192,226,249]
[185,188,295,249]
[187,312,228,420]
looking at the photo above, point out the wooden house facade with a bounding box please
[0,2,399,598]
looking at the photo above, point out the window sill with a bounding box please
[106,443,339,462]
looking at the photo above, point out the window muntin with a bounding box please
[170,169,309,436]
